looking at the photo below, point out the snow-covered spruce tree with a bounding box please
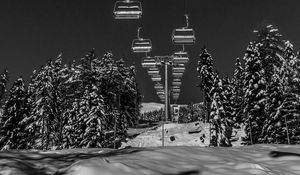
[210,74,234,147]
[282,42,300,144]
[65,50,106,148]
[232,58,245,127]
[197,47,215,122]
[242,42,268,144]
[254,25,285,82]
[28,55,65,149]
[0,78,29,150]
[210,74,224,146]
[221,76,235,145]
[263,41,300,144]
[0,69,9,109]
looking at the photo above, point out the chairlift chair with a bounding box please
[172,88,181,93]
[154,83,163,89]
[141,57,156,68]
[172,64,185,73]
[113,0,142,19]
[172,15,196,45]
[158,94,165,98]
[154,86,164,92]
[172,81,182,86]
[151,75,162,82]
[172,93,180,97]
[172,94,179,99]
[158,94,165,99]
[147,67,159,76]
[172,72,184,78]
[132,27,152,53]
[157,91,165,95]
[173,51,189,64]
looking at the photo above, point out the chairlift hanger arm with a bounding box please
[137,27,142,39]
[184,14,189,28]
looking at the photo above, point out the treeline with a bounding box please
[177,104,206,123]
[198,25,300,146]
[0,51,142,150]
[140,103,206,123]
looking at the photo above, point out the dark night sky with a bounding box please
[0,0,299,104]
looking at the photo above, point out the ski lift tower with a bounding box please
[141,55,175,147]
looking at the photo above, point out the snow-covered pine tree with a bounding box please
[210,73,224,146]
[28,54,65,149]
[0,78,29,150]
[197,47,215,122]
[232,58,245,127]
[0,69,9,109]
[61,60,82,148]
[221,76,235,146]
[264,41,300,144]
[254,25,285,82]
[263,69,285,143]
[243,42,268,144]
[209,74,234,147]
[72,50,106,148]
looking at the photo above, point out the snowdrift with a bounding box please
[0,145,300,175]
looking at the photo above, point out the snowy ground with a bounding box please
[122,122,246,148]
[0,122,299,175]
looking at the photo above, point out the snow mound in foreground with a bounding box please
[0,145,300,174]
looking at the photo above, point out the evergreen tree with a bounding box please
[197,47,215,122]
[254,25,285,82]
[232,58,245,126]
[28,55,65,149]
[210,75,234,146]
[0,78,29,150]
[221,76,235,146]
[263,41,300,144]
[210,74,225,146]
[243,42,268,144]
[0,69,9,108]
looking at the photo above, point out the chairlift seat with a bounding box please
[132,39,152,53]
[173,51,189,64]
[151,77,162,82]
[148,70,159,76]
[172,81,182,86]
[172,28,196,45]
[172,66,185,73]
[113,1,142,19]
[141,57,156,68]
[154,83,163,89]
[172,88,181,93]
[172,72,184,78]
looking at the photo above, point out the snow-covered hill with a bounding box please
[140,102,164,113]
[1,144,300,175]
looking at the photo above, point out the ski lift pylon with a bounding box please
[113,0,142,19]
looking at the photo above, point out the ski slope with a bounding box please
[122,122,246,148]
